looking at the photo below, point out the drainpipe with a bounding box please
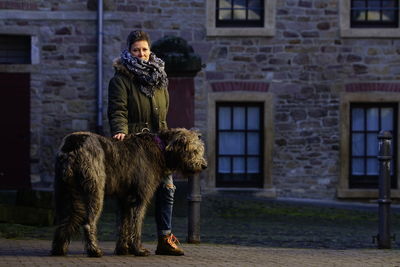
[96,0,104,134]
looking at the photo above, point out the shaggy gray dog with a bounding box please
[51,128,207,257]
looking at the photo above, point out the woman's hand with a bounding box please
[113,133,126,141]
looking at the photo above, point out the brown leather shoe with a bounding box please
[155,233,184,256]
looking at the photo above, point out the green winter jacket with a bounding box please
[107,58,169,135]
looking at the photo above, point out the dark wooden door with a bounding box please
[0,73,31,189]
[167,77,194,129]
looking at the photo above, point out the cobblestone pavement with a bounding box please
[0,238,399,267]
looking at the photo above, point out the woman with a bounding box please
[108,30,184,256]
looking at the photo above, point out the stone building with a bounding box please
[0,0,399,200]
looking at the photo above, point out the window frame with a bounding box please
[350,0,399,28]
[340,0,400,38]
[206,0,276,37]
[216,0,264,28]
[216,102,264,188]
[339,92,400,198]
[207,91,275,196]
[349,103,398,189]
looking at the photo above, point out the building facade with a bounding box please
[0,0,399,200]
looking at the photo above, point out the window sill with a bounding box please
[340,28,400,38]
[337,188,400,199]
[206,26,275,37]
[203,187,277,198]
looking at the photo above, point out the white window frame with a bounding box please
[206,0,276,37]
[340,0,400,38]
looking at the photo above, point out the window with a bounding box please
[216,102,263,187]
[340,0,400,38]
[0,35,31,64]
[206,0,276,36]
[351,0,399,28]
[207,91,275,196]
[350,103,397,189]
[216,0,264,28]
[338,91,400,198]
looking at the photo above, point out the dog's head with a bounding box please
[159,128,207,175]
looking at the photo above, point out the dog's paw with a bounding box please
[50,248,67,256]
[115,246,130,255]
[87,248,103,257]
[132,247,151,256]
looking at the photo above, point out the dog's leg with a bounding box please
[82,187,104,257]
[115,199,132,255]
[128,199,150,256]
[51,190,85,256]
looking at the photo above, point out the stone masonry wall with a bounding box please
[1,0,400,198]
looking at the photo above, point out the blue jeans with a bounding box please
[155,175,175,236]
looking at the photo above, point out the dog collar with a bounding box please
[154,135,166,151]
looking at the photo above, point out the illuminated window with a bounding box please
[216,0,264,27]
[351,0,399,28]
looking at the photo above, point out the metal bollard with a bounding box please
[187,174,201,243]
[374,130,394,249]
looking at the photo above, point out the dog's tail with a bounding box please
[53,152,74,225]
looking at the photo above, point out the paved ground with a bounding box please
[1,193,400,266]
[0,238,400,267]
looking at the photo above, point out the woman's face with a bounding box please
[130,40,150,61]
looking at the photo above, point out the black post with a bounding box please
[187,174,201,243]
[376,130,393,249]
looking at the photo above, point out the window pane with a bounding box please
[352,158,365,175]
[219,9,232,20]
[383,1,396,8]
[233,0,245,8]
[352,133,365,156]
[367,10,381,21]
[352,1,366,8]
[382,10,396,21]
[247,107,260,130]
[233,157,245,173]
[381,108,393,131]
[368,1,381,8]
[367,158,379,175]
[218,157,231,173]
[248,9,262,20]
[366,108,379,131]
[248,0,262,8]
[219,0,232,8]
[233,9,246,20]
[352,10,365,21]
[367,133,378,156]
[219,107,231,130]
[247,157,260,173]
[248,132,260,155]
[352,108,364,131]
[219,132,245,155]
[233,107,245,129]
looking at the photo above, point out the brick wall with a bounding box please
[1,0,400,198]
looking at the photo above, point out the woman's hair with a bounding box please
[126,30,151,49]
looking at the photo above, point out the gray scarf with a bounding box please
[120,49,168,97]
